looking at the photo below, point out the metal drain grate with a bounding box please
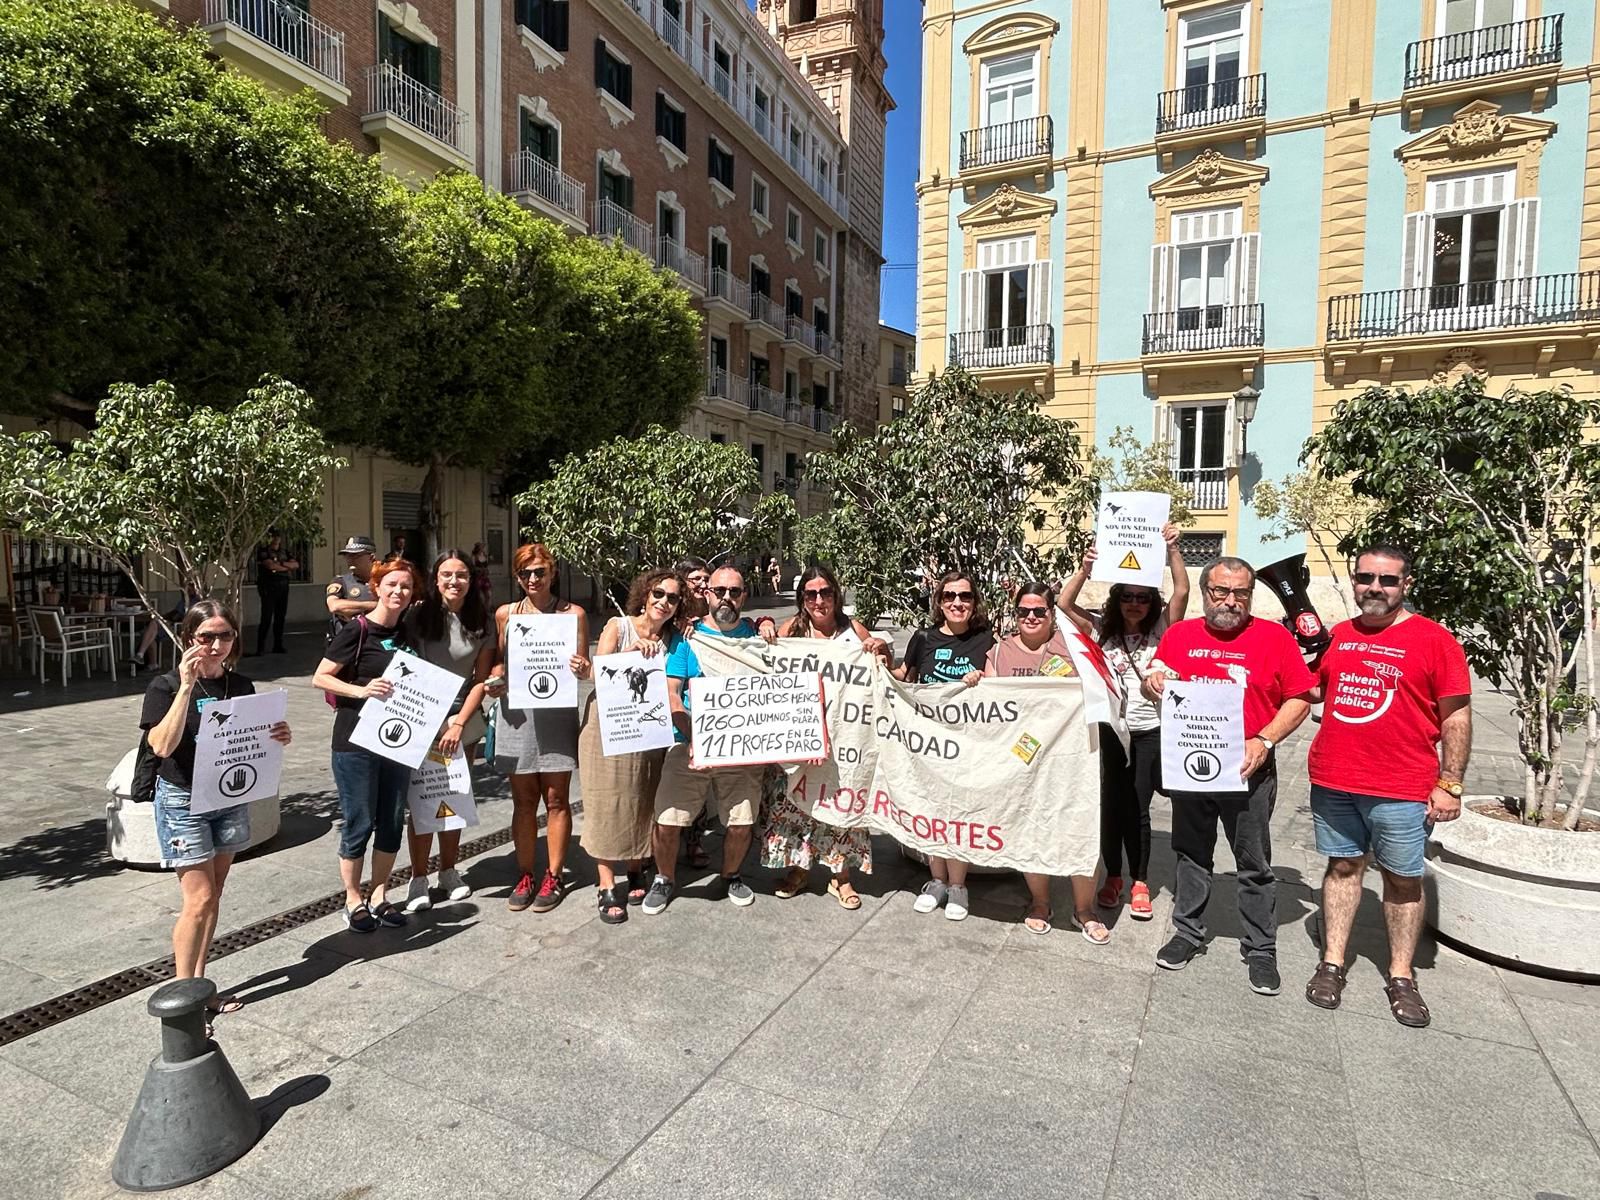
[0,821,524,1046]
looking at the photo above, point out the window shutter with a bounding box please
[1223,400,1239,468]
[620,61,632,108]
[1025,259,1050,330]
[423,43,441,92]
[1235,232,1261,308]
[1497,197,1540,280]
[621,173,634,211]
[708,137,717,175]
[594,38,605,85]
[1149,243,1175,314]
[959,268,981,331]
[1400,212,1432,290]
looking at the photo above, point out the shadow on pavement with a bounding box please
[255,1072,332,1139]
[0,814,123,890]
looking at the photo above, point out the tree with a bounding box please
[0,378,345,632]
[796,367,1097,627]
[1085,425,1195,526]
[1251,466,1374,614]
[516,426,794,593]
[1307,377,1600,829]
[0,0,415,428]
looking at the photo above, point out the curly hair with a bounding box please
[624,568,688,625]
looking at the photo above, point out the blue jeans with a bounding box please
[1310,785,1429,877]
[153,777,250,868]
[331,750,409,859]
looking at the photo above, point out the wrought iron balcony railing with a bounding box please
[705,369,747,407]
[1326,271,1600,341]
[364,63,464,151]
[888,365,909,385]
[1175,467,1228,512]
[1405,14,1562,89]
[1142,304,1264,355]
[948,324,1054,369]
[708,268,750,312]
[748,292,785,331]
[958,115,1054,172]
[1155,72,1267,134]
[592,199,653,256]
[749,382,787,418]
[656,238,706,290]
[813,407,835,434]
[204,0,346,84]
[784,316,818,352]
[508,151,585,222]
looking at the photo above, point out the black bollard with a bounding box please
[112,978,261,1192]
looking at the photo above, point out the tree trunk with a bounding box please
[420,454,445,565]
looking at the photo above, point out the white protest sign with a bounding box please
[407,747,478,834]
[505,612,578,710]
[688,672,828,768]
[593,650,675,756]
[1161,677,1247,793]
[350,651,465,769]
[1090,491,1170,587]
[191,689,287,813]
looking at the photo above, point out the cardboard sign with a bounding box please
[688,672,828,768]
[1161,678,1247,793]
[407,746,478,834]
[505,612,578,710]
[1090,491,1171,588]
[191,690,287,813]
[593,650,675,756]
[350,651,465,769]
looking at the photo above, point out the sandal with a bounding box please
[343,903,378,934]
[625,868,649,906]
[1097,876,1122,910]
[1022,905,1053,935]
[1384,975,1431,1028]
[775,867,810,899]
[828,877,862,910]
[683,829,711,870]
[205,994,243,1016]
[1305,962,1347,1010]
[1071,911,1111,945]
[1129,882,1153,921]
[371,900,408,928]
[597,887,628,926]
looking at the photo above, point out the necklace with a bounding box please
[193,672,233,703]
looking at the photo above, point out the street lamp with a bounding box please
[1233,384,1261,455]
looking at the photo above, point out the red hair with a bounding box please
[370,558,420,590]
[512,543,555,573]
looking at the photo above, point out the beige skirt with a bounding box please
[576,696,665,861]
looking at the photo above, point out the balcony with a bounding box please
[704,368,747,409]
[361,64,468,175]
[1153,73,1267,167]
[1402,15,1561,128]
[203,0,348,107]
[948,325,1054,370]
[784,399,806,424]
[656,238,707,292]
[748,292,786,333]
[818,330,842,364]
[508,150,585,229]
[706,269,750,321]
[1325,272,1600,344]
[592,199,653,257]
[1142,304,1264,356]
[813,407,835,435]
[958,115,1053,189]
[784,316,818,355]
[749,382,787,420]
[1175,468,1228,512]
[888,365,909,386]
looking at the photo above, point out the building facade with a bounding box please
[918,0,1598,573]
[877,321,916,424]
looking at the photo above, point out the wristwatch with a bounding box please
[1255,735,1275,752]
[1434,778,1464,797]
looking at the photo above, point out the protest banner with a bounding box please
[407,747,478,834]
[505,612,578,709]
[350,651,465,769]
[1090,491,1171,588]
[689,672,828,767]
[593,650,675,756]
[1160,678,1247,793]
[191,690,287,813]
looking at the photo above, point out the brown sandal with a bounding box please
[1304,962,1347,1010]
[828,877,862,910]
[1384,975,1431,1028]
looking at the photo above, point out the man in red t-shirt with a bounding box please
[1143,557,1316,996]
[1303,545,1471,1029]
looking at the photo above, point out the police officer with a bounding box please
[326,535,379,640]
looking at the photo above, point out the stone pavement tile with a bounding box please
[979,933,1151,1007]
[831,891,1010,989]
[3,882,176,971]
[994,886,1176,978]
[1510,993,1600,1136]
[585,1076,881,1200]
[229,1058,610,1200]
[1338,1012,1600,1198]
[1495,964,1600,1010]
[1103,1030,1367,1200]
[338,905,548,991]
[1363,1165,1519,1200]
[719,959,968,1125]
[0,1058,122,1200]
[0,959,62,1015]
[124,858,332,932]
[353,991,704,1159]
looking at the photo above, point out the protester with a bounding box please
[895,570,995,920]
[312,557,419,932]
[400,550,495,913]
[1303,546,1471,1028]
[490,544,591,914]
[253,531,298,656]
[580,569,686,924]
[763,566,891,909]
[670,557,715,868]
[643,566,776,915]
[142,600,291,1027]
[325,535,378,639]
[1142,557,1315,994]
[1059,523,1189,920]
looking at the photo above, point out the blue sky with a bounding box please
[878,4,920,333]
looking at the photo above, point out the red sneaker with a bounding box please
[531,870,567,913]
[508,872,536,912]
[1130,882,1153,920]
[1097,875,1123,910]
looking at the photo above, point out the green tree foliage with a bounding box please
[1251,465,1373,614]
[0,0,414,427]
[517,426,794,590]
[796,367,1097,627]
[1307,377,1600,828]
[1085,425,1195,526]
[0,379,345,630]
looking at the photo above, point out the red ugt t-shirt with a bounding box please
[1151,616,1317,740]
[1308,613,1471,802]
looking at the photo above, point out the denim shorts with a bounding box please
[1310,784,1429,877]
[153,777,251,869]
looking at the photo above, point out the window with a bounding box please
[751,174,770,221]
[515,0,568,51]
[657,199,680,243]
[599,164,633,210]
[521,110,558,164]
[1441,0,1521,36]
[813,382,830,409]
[814,230,829,269]
[595,40,632,108]
[709,139,735,190]
[750,264,771,299]
[1178,4,1245,114]
[710,432,726,444]
[790,0,817,22]
[1403,168,1538,316]
[785,206,802,246]
[752,82,773,138]
[784,370,798,402]
[785,451,800,482]
[785,287,803,319]
[749,354,770,388]
[655,94,685,150]
[788,124,805,166]
[982,52,1037,127]
[709,335,729,377]
[1148,207,1259,349]
[957,236,1050,364]
[751,442,766,477]
[1170,403,1230,510]
[710,236,730,274]
[713,42,733,101]
[813,303,830,335]
[381,18,440,91]
[890,344,907,383]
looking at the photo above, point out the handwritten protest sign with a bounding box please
[191,690,287,813]
[688,672,827,767]
[351,651,464,769]
[593,650,674,756]
[407,747,478,834]
[1161,678,1247,793]
[505,612,578,709]
[1090,491,1170,588]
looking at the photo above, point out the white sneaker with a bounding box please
[403,875,433,913]
[912,880,948,914]
[945,885,970,922]
[438,867,471,902]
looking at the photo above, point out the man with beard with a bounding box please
[1302,545,1471,1028]
[643,566,775,914]
[1142,556,1316,994]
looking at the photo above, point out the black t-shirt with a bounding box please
[324,615,412,753]
[902,626,996,684]
[257,545,290,590]
[139,670,258,789]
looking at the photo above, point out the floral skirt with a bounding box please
[759,770,873,874]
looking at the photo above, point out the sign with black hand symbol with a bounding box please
[1160,678,1247,793]
[191,689,287,813]
[350,650,467,769]
[506,613,579,710]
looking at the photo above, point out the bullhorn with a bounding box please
[1257,553,1332,667]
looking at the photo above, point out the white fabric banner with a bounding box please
[593,650,675,755]
[350,651,465,769]
[191,690,287,813]
[505,612,578,710]
[1160,678,1247,793]
[407,747,478,833]
[1090,491,1170,587]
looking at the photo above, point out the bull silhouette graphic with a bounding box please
[602,664,659,704]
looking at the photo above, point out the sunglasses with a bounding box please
[1353,571,1403,588]
[649,587,682,605]
[941,590,976,604]
[1015,605,1050,620]
[517,566,549,581]
[194,631,235,645]
[1205,586,1253,602]
[1120,592,1156,605]
[803,586,835,601]
[709,585,745,599]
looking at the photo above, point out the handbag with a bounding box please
[325,615,369,709]
[132,732,160,804]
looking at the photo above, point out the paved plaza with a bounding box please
[0,608,1595,1200]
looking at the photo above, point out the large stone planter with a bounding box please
[1425,800,1600,979]
[104,749,281,869]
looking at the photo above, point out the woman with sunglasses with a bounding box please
[580,568,686,924]
[895,570,995,920]
[490,543,591,914]
[1058,523,1189,920]
[142,600,291,1026]
[763,566,892,909]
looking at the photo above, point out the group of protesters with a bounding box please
[139,529,1470,1032]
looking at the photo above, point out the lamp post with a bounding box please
[1233,384,1261,455]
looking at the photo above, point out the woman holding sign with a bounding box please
[313,558,419,933]
[142,600,291,1019]
[490,543,592,914]
[1058,524,1189,921]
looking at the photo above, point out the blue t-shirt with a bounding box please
[665,618,761,742]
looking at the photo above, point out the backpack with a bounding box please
[131,732,160,804]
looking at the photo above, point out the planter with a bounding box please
[1425,799,1600,979]
[103,748,281,868]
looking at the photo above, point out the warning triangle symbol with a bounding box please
[435,800,457,820]
[1119,550,1142,571]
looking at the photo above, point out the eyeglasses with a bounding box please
[517,567,549,581]
[1353,571,1403,588]
[1120,592,1156,605]
[941,590,976,604]
[803,586,835,601]
[649,587,682,605]
[194,631,235,645]
[1015,606,1050,620]
[709,585,745,599]
[1205,586,1253,602]
[687,575,709,587]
